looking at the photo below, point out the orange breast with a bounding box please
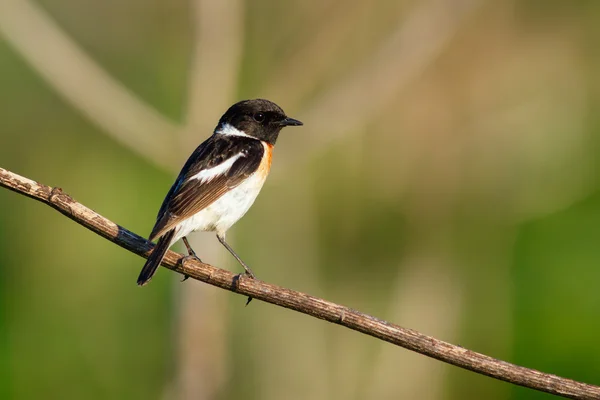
[257,142,273,178]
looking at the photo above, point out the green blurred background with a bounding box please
[1,0,600,399]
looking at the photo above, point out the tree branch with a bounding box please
[0,166,598,400]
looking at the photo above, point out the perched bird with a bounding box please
[137,99,302,285]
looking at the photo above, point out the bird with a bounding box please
[137,99,303,286]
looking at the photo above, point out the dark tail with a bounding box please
[137,230,176,286]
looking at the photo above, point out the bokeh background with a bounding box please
[1,0,600,399]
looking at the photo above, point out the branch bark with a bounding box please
[1,166,598,400]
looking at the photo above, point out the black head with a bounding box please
[216,99,302,145]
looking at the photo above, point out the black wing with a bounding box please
[149,135,264,241]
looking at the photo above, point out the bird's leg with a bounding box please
[217,234,255,305]
[217,234,256,279]
[182,236,198,258]
[181,236,201,282]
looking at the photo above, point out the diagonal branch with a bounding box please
[0,166,598,400]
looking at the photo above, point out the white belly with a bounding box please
[171,172,267,244]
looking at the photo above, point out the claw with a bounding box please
[180,254,202,282]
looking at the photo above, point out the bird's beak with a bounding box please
[280,117,303,127]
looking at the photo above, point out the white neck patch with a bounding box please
[215,123,253,138]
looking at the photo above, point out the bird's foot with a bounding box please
[187,248,198,258]
[240,271,255,306]
[180,254,202,282]
[241,264,256,279]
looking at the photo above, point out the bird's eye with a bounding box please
[253,112,265,123]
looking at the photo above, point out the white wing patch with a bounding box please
[190,152,245,183]
[171,167,268,243]
[215,123,253,138]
